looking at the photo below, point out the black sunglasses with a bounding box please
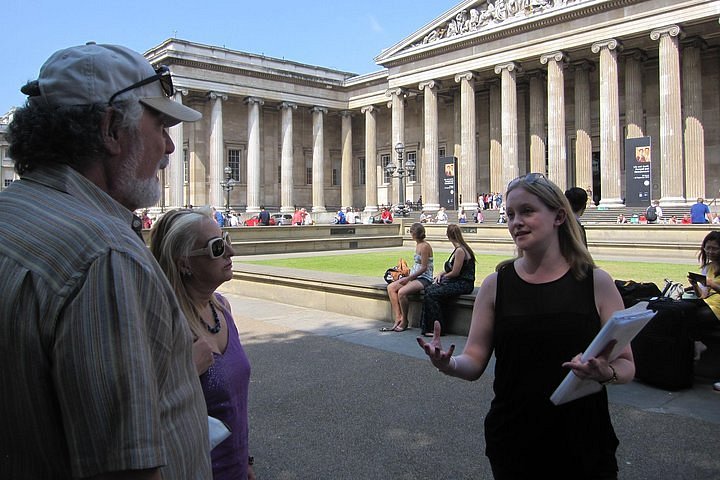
[188,232,232,259]
[108,65,174,105]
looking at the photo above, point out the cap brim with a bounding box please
[140,97,202,126]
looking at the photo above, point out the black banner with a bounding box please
[624,137,652,207]
[439,156,457,210]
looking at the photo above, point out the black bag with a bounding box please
[615,280,662,308]
[631,298,696,390]
[645,206,658,222]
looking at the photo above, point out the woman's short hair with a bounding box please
[409,222,426,240]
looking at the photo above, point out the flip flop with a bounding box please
[422,332,434,338]
[379,326,398,332]
[393,325,408,332]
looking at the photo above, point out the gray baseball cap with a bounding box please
[26,42,201,126]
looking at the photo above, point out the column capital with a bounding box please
[360,105,376,114]
[622,48,648,62]
[175,88,189,97]
[540,51,568,65]
[650,25,683,41]
[278,102,297,110]
[244,96,264,106]
[571,59,596,72]
[454,71,475,83]
[310,106,328,114]
[418,79,441,91]
[493,62,521,75]
[385,87,406,98]
[208,91,228,101]
[591,38,623,54]
[339,110,353,118]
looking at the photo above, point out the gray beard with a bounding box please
[116,134,162,210]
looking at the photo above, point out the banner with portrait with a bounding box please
[439,156,457,210]
[624,137,652,207]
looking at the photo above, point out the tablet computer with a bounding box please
[688,272,706,284]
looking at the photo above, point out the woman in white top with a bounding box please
[383,223,433,332]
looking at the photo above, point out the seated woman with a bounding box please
[384,223,433,332]
[420,224,476,336]
[687,231,720,391]
[150,208,254,480]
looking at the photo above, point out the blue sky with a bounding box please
[2,0,460,114]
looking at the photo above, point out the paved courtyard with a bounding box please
[221,291,720,479]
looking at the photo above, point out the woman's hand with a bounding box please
[192,336,215,375]
[434,274,445,284]
[397,276,410,285]
[416,321,456,372]
[561,340,617,383]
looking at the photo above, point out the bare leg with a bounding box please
[386,281,403,328]
[397,280,425,330]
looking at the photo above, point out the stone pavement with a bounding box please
[220,291,720,480]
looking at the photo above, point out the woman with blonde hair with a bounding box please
[383,222,433,332]
[150,207,255,480]
[418,173,632,479]
[420,224,476,336]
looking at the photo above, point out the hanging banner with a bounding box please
[439,156,457,210]
[624,137,652,207]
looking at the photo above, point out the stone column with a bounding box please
[387,88,406,205]
[488,80,503,194]
[494,62,521,188]
[419,80,440,212]
[208,91,228,209]
[310,106,328,213]
[651,26,685,204]
[591,39,623,206]
[624,49,647,138]
[528,71,546,174]
[454,72,477,212]
[279,102,297,213]
[541,52,568,189]
[245,96,264,213]
[340,110,354,209]
[682,37,706,201]
[168,89,189,209]
[573,60,595,191]
[362,105,378,213]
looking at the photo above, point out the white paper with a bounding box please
[208,416,232,450]
[550,301,656,406]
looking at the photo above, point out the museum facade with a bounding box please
[3,0,720,214]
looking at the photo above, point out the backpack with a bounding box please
[645,206,657,222]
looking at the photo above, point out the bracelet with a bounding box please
[598,363,617,386]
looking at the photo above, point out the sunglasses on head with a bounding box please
[188,232,231,259]
[507,172,549,190]
[108,65,174,105]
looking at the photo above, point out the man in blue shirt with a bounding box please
[258,206,271,226]
[690,197,710,224]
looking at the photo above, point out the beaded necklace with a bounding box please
[204,301,222,334]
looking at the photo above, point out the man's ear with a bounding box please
[101,108,122,156]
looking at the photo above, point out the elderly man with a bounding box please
[0,43,211,479]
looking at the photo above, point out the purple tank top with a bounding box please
[200,294,251,479]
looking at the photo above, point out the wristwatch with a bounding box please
[598,363,618,386]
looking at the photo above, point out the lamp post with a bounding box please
[220,166,237,216]
[384,142,415,211]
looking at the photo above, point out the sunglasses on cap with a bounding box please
[108,65,174,105]
[507,172,549,190]
[188,232,232,259]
